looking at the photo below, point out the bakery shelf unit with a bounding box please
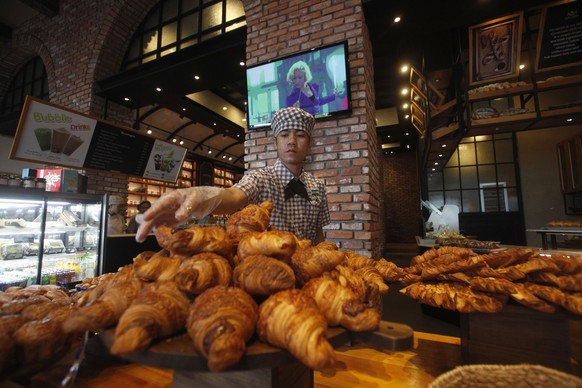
[213,167,235,188]
[0,186,105,290]
[557,131,582,215]
[127,159,196,217]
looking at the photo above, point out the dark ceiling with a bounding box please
[0,0,559,169]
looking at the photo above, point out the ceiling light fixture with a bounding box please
[519,64,525,69]
[179,140,184,145]
[402,103,409,109]
[400,65,409,74]
[394,16,401,23]
[208,150,212,154]
[155,87,162,92]
[567,118,573,122]
[222,106,227,110]
[442,144,446,148]
[401,88,409,95]
[404,114,410,119]
[172,138,177,143]
[147,129,152,134]
[239,61,245,66]
[194,75,200,80]
[124,97,130,101]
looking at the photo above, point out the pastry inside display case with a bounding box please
[0,189,104,290]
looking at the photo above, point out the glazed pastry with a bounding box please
[257,289,336,370]
[155,224,233,259]
[110,281,191,355]
[62,275,144,334]
[133,249,183,282]
[400,281,506,313]
[374,258,407,282]
[236,229,297,264]
[355,266,389,295]
[291,241,346,284]
[343,251,375,270]
[186,286,258,372]
[174,252,233,295]
[302,273,380,331]
[331,265,367,301]
[226,200,273,243]
[233,254,296,296]
[470,277,556,313]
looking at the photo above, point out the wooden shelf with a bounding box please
[467,83,534,102]
[537,74,582,91]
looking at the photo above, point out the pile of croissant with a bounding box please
[0,200,400,374]
[395,246,582,315]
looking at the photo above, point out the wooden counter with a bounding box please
[19,332,462,387]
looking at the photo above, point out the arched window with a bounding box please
[1,56,49,116]
[122,0,245,70]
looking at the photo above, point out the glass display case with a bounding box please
[0,186,105,290]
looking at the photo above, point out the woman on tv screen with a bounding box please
[286,60,339,115]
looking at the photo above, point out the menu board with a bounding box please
[10,96,187,183]
[536,0,582,72]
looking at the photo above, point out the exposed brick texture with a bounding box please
[383,152,420,244]
[243,0,385,257]
[0,0,391,258]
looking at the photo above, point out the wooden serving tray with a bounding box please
[99,320,414,372]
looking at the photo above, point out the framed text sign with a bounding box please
[468,12,524,85]
[10,96,187,183]
[536,0,582,72]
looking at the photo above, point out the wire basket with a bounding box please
[429,364,582,388]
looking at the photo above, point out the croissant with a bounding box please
[75,265,134,307]
[330,265,367,301]
[343,251,375,269]
[375,258,407,282]
[233,254,296,296]
[257,289,336,370]
[14,303,76,365]
[174,252,232,295]
[291,242,346,284]
[226,200,273,243]
[354,266,389,295]
[186,286,258,372]
[110,281,191,355]
[62,275,144,335]
[302,274,381,331]
[133,249,183,282]
[237,229,297,264]
[14,317,69,364]
[155,224,233,259]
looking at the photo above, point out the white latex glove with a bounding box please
[135,186,224,242]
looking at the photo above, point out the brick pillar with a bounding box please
[243,0,384,257]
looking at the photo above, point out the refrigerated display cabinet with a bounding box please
[0,186,105,290]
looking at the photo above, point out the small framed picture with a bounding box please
[469,12,523,85]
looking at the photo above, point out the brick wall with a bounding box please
[383,152,421,243]
[0,0,157,198]
[243,0,384,257]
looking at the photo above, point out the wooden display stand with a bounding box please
[173,362,312,388]
[461,303,582,376]
[99,321,414,387]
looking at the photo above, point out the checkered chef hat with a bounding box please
[271,107,315,138]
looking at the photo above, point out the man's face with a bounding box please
[274,129,311,165]
[138,203,151,213]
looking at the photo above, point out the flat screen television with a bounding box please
[246,41,351,129]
